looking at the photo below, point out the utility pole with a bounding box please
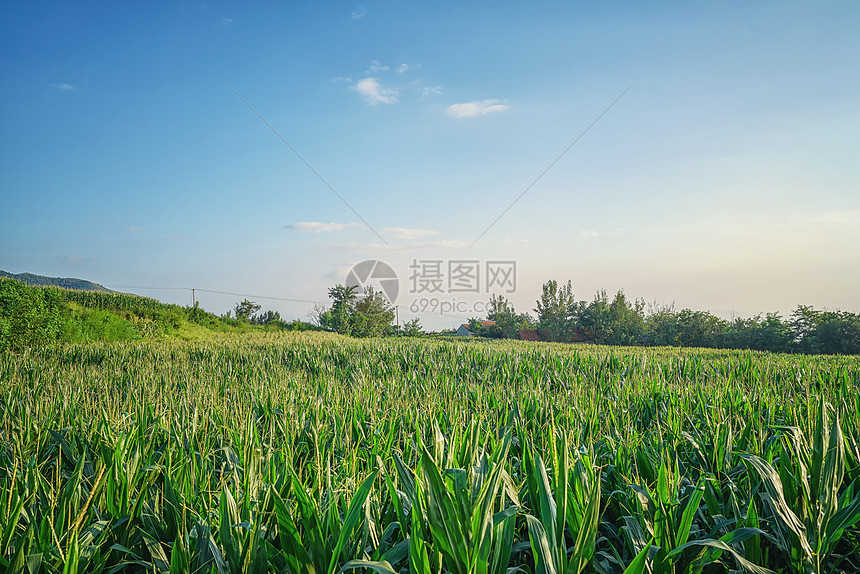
[395,305,399,328]
[192,288,196,307]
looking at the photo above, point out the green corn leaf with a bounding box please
[25,553,43,574]
[409,495,432,574]
[568,473,600,574]
[142,532,171,573]
[667,538,775,574]
[62,534,80,574]
[738,452,812,556]
[676,481,705,548]
[816,412,845,547]
[810,400,827,504]
[620,537,651,574]
[169,532,188,574]
[340,559,398,574]
[291,473,328,574]
[822,487,860,557]
[6,521,30,574]
[272,492,313,574]
[490,506,517,574]
[469,434,512,574]
[420,446,469,574]
[692,527,770,569]
[380,539,409,566]
[526,515,558,574]
[327,470,380,574]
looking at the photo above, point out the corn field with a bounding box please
[1,332,859,573]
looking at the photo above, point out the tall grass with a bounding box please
[1,332,858,573]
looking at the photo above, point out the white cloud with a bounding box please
[446,99,509,118]
[50,83,76,91]
[63,255,84,262]
[127,226,146,232]
[422,85,443,97]
[287,221,360,233]
[367,60,390,73]
[221,17,233,27]
[381,227,442,240]
[580,228,625,238]
[353,77,398,105]
[396,64,409,74]
[350,5,368,19]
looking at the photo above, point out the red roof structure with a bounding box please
[517,329,544,341]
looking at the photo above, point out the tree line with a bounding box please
[470,279,860,355]
[313,285,423,338]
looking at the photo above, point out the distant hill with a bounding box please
[0,270,114,292]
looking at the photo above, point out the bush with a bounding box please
[0,278,64,351]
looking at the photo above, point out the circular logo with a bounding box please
[345,260,400,304]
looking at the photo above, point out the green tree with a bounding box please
[252,310,283,326]
[234,299,261,322]
[352,286,396,337]
[723,313,792,352]
[486,294,518,338]
[792,305,860,355]
[534,280,578,342]
[603,289,645,345]
[644,302,680,346]
[320,284,358,335]
[401,317,424,337]
[675,309,726,348]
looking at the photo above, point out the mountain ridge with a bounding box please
[0,270,114,292]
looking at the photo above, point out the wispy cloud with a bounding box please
[580,228,625,238]
[352,77,398,105]
[62,255,85,262]
[367,60,390,73]
[396,64,409,74]
[381,227,442,240]
[287,221,360,233]
[49,83,76,91]
[446,99,509,119]
[350,5,368,19]
[221,17,233,27]
[127,226,146,232]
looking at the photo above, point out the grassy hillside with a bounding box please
[0,277,255,351]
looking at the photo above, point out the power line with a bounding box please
[105,285,326,305]
[470,82,636,248]
[225,82,389,246]
[195,288,325,305]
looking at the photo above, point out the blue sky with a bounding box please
[2,1,858,329]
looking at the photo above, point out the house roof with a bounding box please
[517,329,543,341]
